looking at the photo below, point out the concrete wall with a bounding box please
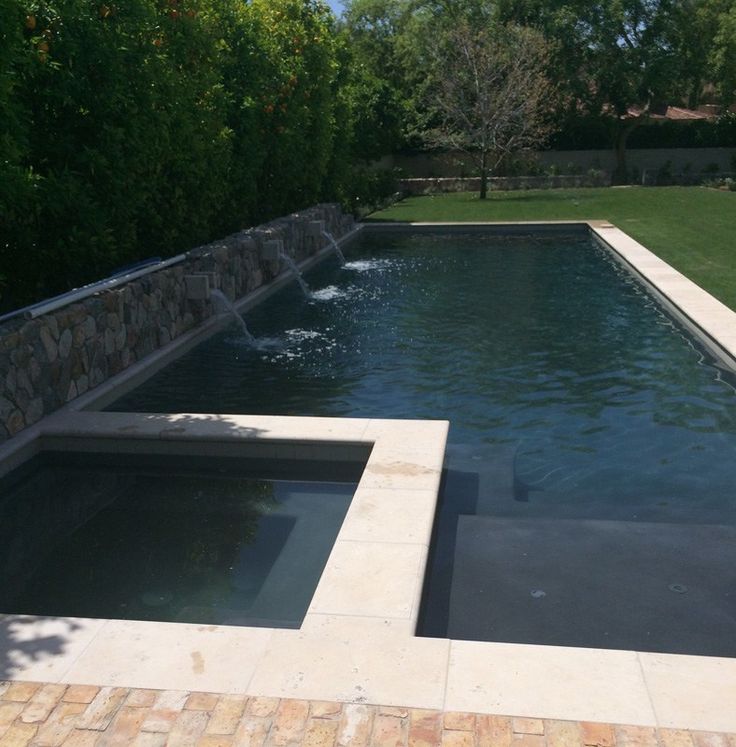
[0,204,353,442]
[391,148,736,179]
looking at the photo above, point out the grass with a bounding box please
[368,186,736,311]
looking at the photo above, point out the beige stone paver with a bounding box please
[303,716,340,747]
[1,683,39,704]
[477,714,512,747]
[514,718,546,736]
[371,712,408,747]
[312,702,344,719]
[18,684,66,725]
[247,697,280,719]
[185,692,220,712]
[232,715,271,747]
[61,687,100,705]
[125,690,157,709]
[409,709,442,747]
[545,720,583,747]
[441,730,474,747]
[0,720,37,746]
[74,687,128,731]
[34,702,88,747]
[658,730,696,747]
[270,699,311,745]
[205,695,247,736]
[580,722,616,747]
[337,704,374,747]
[443,712,475,732]
[615,725,660,746]
[0,681,736,745]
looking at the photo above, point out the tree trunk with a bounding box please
[479,151,488,199]
[611,109,648,185]
[613,126,630,185]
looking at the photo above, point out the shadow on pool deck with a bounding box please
[0,615,84,681]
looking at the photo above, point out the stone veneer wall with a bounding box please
[0,203,353,442]
[399,173,612,196]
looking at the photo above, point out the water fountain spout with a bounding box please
[279,252,310,297]
[210,289,255,344]
[322,230,346,266]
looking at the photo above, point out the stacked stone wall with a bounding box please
[399,173,612,196]
[0,204,353,441]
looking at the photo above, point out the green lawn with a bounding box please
[368,187,736,311]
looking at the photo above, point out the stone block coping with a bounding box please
[1,222,735,734]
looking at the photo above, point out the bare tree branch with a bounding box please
[422,22,557,198]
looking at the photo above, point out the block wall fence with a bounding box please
[0,204,354,442]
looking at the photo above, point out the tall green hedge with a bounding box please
[549,113,736,151]
[0,0,356,310]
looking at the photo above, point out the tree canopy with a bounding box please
[344,0,736,183]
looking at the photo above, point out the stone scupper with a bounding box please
[0,204,354,441]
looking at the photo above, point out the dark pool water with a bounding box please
[111,231,736,655]
[0,453,356,627]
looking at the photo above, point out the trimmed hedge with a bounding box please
[549,113,736,151]
[0,0,361,310]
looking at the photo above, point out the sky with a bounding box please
[326,0,345,16]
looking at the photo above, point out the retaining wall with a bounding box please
[399,173,611,195]
[0,204,353,442]
[390,148,736,179]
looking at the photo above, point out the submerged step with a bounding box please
[447,515,736,656]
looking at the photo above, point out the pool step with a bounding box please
[447,515,736,656]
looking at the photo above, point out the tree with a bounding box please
[499,0,692,183]
[711,0,736,105]
[341,0,412,154]
[423,22,555,199]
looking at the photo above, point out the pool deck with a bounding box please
[2,222,736,740]
[1,683,735,747]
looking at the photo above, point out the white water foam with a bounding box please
[310,285,346,301]
[343,259,394,272]
[311,284,373,302]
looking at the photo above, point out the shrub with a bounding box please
[0,0,353,310]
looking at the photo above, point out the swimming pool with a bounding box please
[0,451,358,628]
[110,228,736,656]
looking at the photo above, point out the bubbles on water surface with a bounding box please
[310,285,347,302]
[343,259,396,272]
[309,284,371,302]
[260,327,340,363]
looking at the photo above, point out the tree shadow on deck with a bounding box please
[0,614,84,681]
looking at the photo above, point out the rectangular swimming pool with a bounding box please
[109,228,736,656]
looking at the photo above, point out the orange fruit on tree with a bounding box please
[25,14,36,29]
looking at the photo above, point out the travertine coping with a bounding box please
[1,221,736,733]
[0,412,450,709]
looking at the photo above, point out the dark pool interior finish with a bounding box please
[111,231,736,655]
[0,452,357,627]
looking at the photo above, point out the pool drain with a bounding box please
[668,583,688,594]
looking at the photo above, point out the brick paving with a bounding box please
[1,681,735,747]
